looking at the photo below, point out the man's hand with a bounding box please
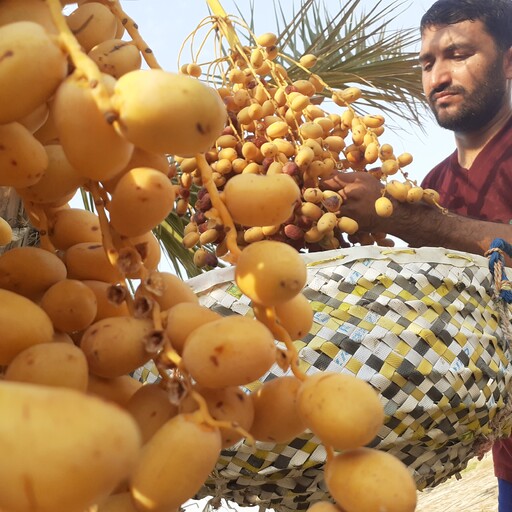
[321,170,512,264]
[320,170,387,232]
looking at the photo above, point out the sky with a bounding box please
[114,0,457,185]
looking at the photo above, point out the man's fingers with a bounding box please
[320,176,344,191]
[338,188,348,201]
[320,172,357,191]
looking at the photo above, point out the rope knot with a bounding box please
[485,247,506,258]
[486,238,512,304]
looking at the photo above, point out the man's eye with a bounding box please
[421,62,433,71]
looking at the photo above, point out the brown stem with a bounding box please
[107,0,161,69]
[87,181,119,269]
[252,303,306,382]
[46,0,114,117]
[195,153,241,261]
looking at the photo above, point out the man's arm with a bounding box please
[321,171,512,262]
[383,200,512,258]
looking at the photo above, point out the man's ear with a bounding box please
[504,46,512,79]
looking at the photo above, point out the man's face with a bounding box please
[419,20,508,132]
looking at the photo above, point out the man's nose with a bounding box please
[429,60,452,91]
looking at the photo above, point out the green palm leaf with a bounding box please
[154,216,202,280]
[270,0,426,125]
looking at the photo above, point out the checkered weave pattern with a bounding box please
[134,246,512,511]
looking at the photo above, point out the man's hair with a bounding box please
[420,0,512,50]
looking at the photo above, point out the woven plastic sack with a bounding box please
[134,246,512,511]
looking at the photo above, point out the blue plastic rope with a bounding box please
[487,238,512,303]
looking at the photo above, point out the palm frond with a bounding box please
[272,0,426,127]
[154,214,202,279]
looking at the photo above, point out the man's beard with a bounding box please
[428,58,507,132]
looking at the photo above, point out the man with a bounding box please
[323,0,512,509]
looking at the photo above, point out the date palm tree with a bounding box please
[157,0,428,277]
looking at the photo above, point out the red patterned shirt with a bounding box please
[422,115,512,482]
